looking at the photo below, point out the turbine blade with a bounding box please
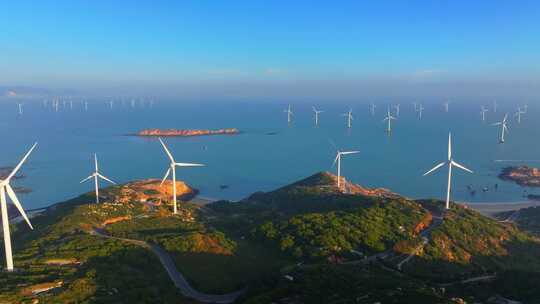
[423,162,446,176]
[451,161,473,173]
[158,138,175,163]
[80,175,93,183]
[491,122,501,126]
[175,162,205,167]
[448,133,452,160]
[160,168,171,185]
[332,153,339,167]
[94,154,98,172]
[6,184,33,229]
[6,142,37,181]
[340,151,360,155]
[98,174,116,184]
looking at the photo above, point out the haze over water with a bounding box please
[0,99,538,209]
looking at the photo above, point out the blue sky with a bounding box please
[1,1,539,97]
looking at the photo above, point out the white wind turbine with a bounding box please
[284,105,293,124]
[417,104,424,119]
[492,114,509,143]
[159,138,204,214]
[514,107,525,124]
[480,106,488,121]
[443,101,450,113]
[342,109,353,128]
[413,102,418,112]
[80,154,116,204]
[423,133,473,209]
[383,107,397,133]
[332,149,359,189]
[1,143,37,271]
[312,106,323,126]
[17,103,23,115]
[370,102,376,116]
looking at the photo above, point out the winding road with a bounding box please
[91,228,245,304]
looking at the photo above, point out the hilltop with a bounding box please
[2,173,540,303]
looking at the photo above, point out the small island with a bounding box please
[136,128,239,137]
[499,166,540,187]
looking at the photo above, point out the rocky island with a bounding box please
[499,166,540,187]
[136,128,239,137]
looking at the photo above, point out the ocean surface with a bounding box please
[0,98,539,209]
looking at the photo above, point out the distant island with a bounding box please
[499,166,540,187]
[135,128,240,137]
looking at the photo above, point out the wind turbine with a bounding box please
[1,143,37,271]
[80,154,116,204]
[159,138,204,214]
[443,101,450,113]
[413,102,418,112]
[492,114,509,143]
[369,102,376,116]
[332,150,359,189]
[342,109,353,128]
[423,133,473,209]
[417,104,424,119]
[17,103,23,115]
[393,104,400,117]
[383,107,397,133]
[312,106,323,126]
[480,106,488,121]
[284,105,293,124]
[514,107,525,124]
[493,101,498,113]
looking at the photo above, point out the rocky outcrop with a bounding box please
[103,179,198,204]
[136,128,239,137]
[499,166,540,187]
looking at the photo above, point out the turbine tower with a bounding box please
[1,143,37,271]
[423,133,473,209]
[480,106,488,121]
[332,150,359,189]
[443,101,450,113]
[417,104,424,119]
[383,107,397,133]
[370,102,376,116]
[159,138,204,214]
[492,114,509,143]
[514,107,525,124]
[284,105,293,124]
[17,103,23,115]
[312,106,323,126]
[80,154,116,204]
[342,109,353,128]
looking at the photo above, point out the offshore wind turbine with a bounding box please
[443,101,450,113]
[284,105,293,124]
[332,149,359,189]
[480,106,488,121]
[80,154,116,204]
[369,102,376,116]
[159,138,204,214]
[312,106,323,126]
[492,114,509,143]
[417,104,424,119]
[1,143,37,271]
[17,103,23,115]
[514,107,525,124]
[423,133,473,209]
[383,107,397,133]
[342,109,353,128]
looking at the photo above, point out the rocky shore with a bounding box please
[499,166,540,187]
[136,128,239,137]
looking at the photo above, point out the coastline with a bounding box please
[457,200,540,217]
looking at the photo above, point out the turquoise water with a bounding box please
[0,99,539,209]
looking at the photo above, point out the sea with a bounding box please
[0,98,539,210]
